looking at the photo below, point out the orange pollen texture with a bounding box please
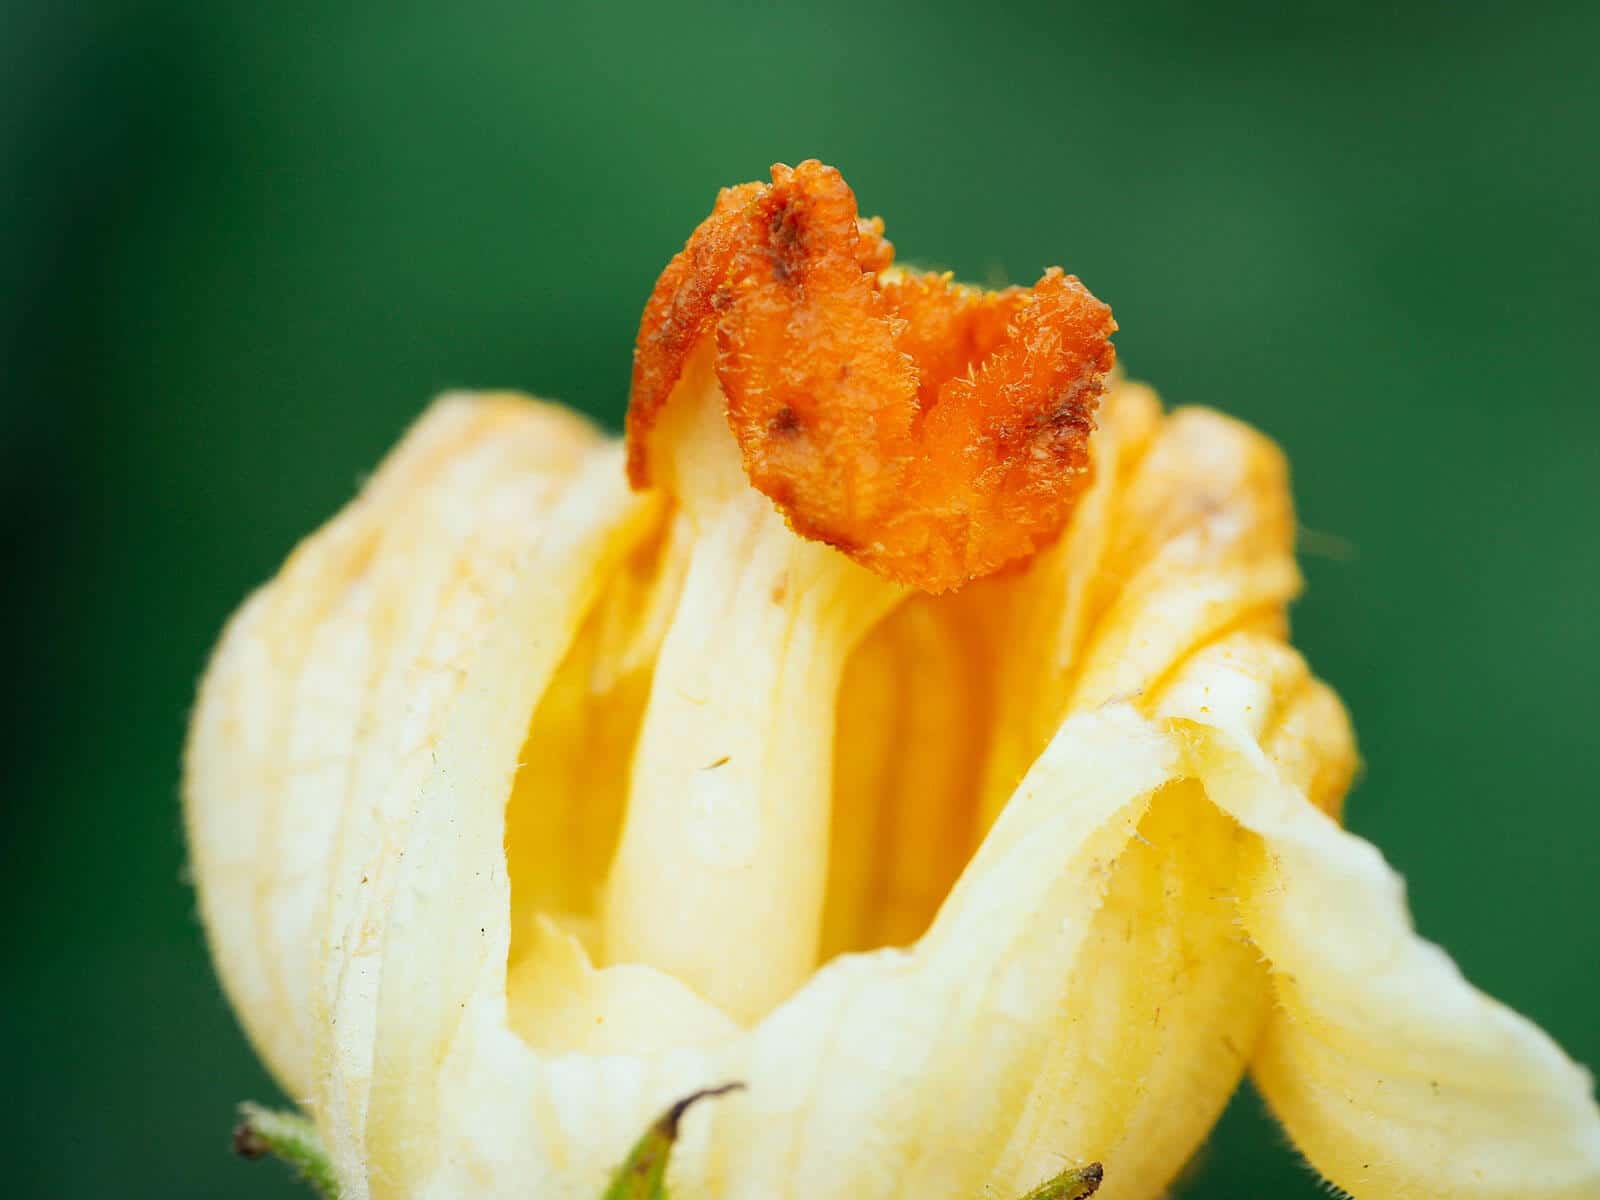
[626,159,1116,593]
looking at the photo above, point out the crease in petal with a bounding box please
[824,595,987,957]
[505,509,690,959]
[983,781,1269,1200]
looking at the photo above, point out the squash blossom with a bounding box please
[185,161,1600,1200]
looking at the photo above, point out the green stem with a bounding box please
[233,1102,340,1199]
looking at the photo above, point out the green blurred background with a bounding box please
[6,1,1597,1196]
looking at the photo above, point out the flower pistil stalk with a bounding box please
[603,162,1115,1020]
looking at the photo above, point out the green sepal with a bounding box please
[233,1102,340,1199]
[600,1083,744,1200]
[226,1085,1099,1200]
[1016,1161,1105,1199]
[595,1081,1101,1200]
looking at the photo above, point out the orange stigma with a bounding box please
[627,160,1116,593]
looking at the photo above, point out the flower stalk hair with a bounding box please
[186,160,1600,1199]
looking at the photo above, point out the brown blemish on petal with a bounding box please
[627,160,1115,593]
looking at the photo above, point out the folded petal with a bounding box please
[363,659,1180,1198]
[342,440,658,1194]
[975,398,1298,829]
[185,394,606,1096]
[507,917,739,1056]
[359,394,1329,1200]
[194,378,1598,1200]
[972,378,1162,824]
[980,780,1269,1200]
[961,401,1315,1196]
[1156,637,1600,1200]
[185,395,660,1197]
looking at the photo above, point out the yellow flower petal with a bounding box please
[975,392,1298,830]
[981,782,1269,1199]
[363,680,1173,1197]
[185,394,607,1095]
[950,400,1312,1197]
[973,378,1163,826]
[188,370,1597,1200]
[186,393,660,1196]
[507,917,738,1056]
[1155,638,1600,1199]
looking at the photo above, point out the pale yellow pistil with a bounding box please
[601,346,902,1020]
